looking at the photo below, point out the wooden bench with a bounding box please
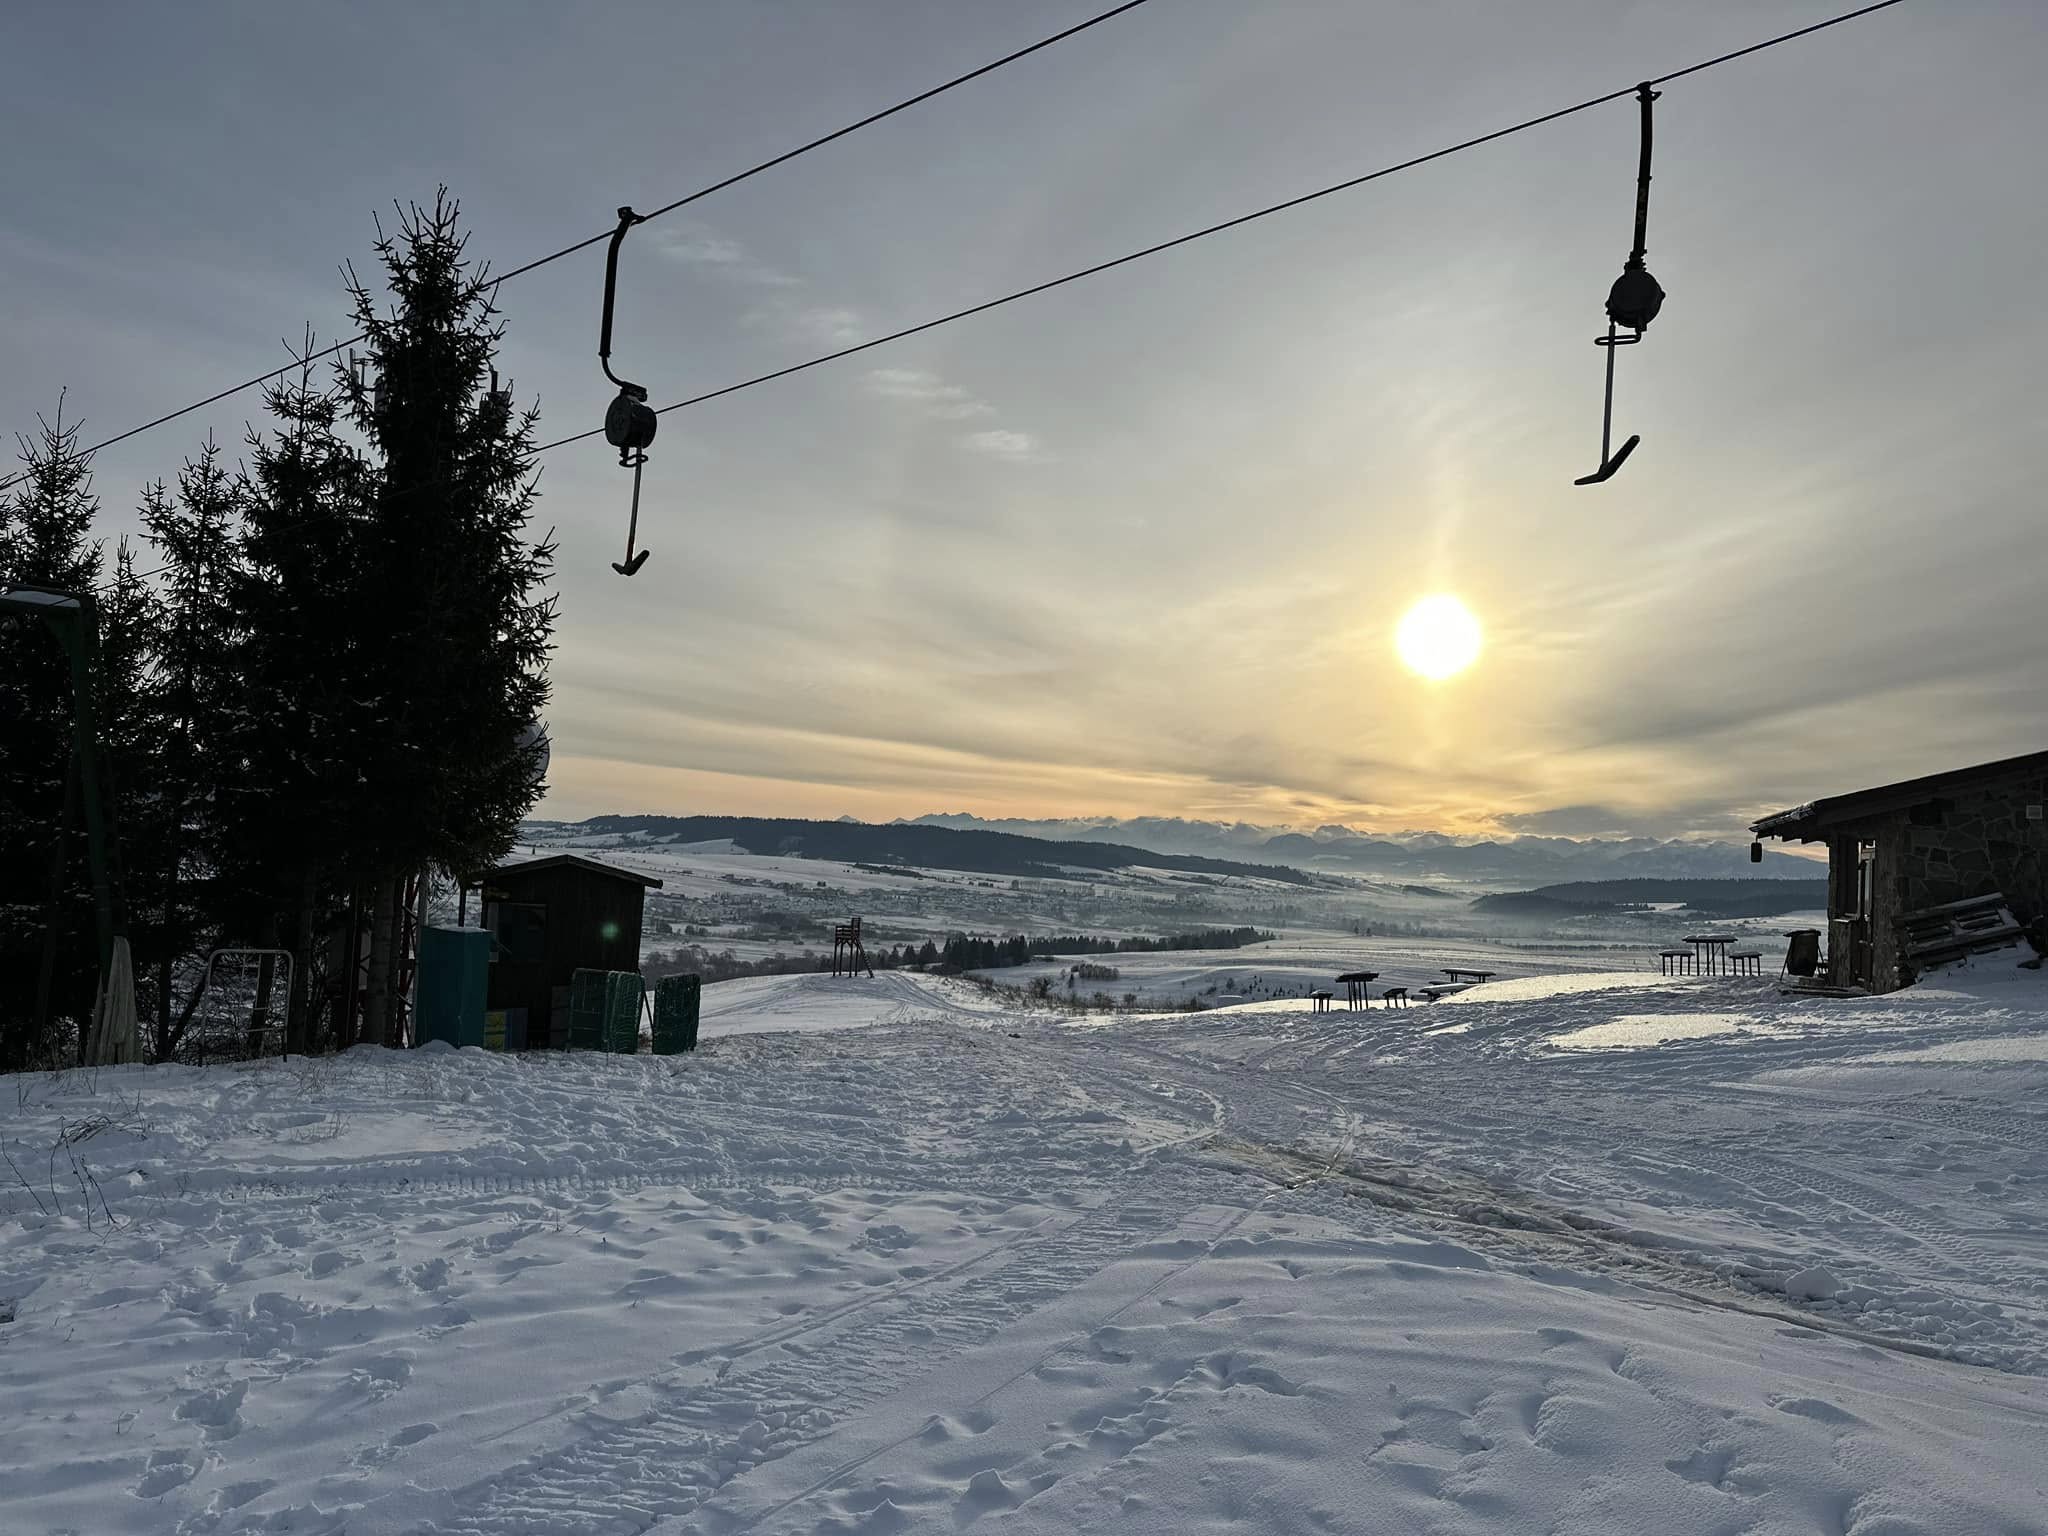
[1659,948,1694,975]
[1902,893,2025,971]
[1380,986,1409,1008]
[1417,984,1468,1002]
[1729,951,1762,976]
[1309,990,1333,1013]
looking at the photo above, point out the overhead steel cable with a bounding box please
[529,0,1905,452]
[90,0,1907,576]
[0,0,1162,494]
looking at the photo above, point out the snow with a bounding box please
[5,962,2048,1535]
[1547,1009,1779,1050]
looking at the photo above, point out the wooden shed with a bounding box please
[1752,749,2048,993]
[476,854,662,1048]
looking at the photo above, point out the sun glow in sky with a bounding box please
[1395,595,1483,681]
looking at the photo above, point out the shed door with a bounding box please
[485,901,548,966]
[1846,842,1876,984]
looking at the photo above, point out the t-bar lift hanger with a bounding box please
[1575,84,1667,485]
[600,206,658,575]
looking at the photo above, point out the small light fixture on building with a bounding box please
[1750,838,1763,863]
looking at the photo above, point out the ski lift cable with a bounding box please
[530,0,1907,456]
[0,0,1164,495]
[105,0,1906,573]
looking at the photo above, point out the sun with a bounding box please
[1395,594,1482,680]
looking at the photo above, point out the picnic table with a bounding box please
[1681,934,1738,975]
[1440,967,1496,985]
[1334,970,1379,1009]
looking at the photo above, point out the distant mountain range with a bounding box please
[902,813,1819,882]
[1473,878,1829,920]
[532,809,1820,886]
[532,814,1321,887]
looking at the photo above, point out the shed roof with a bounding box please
[485,852,663,889]
[1752,748,2048,842]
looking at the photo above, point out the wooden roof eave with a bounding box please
[1751,746,2048,842]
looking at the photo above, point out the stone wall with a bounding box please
[1897,768,2048,944]
[1819,768,2048,992]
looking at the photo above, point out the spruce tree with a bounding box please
[231,342,374,1051]
[340,191,554,1042]
[135,440,245,1054]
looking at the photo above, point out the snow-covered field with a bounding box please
[522,834,1690,969]
[981,931,1664,1011]
[6,965,2047,1534]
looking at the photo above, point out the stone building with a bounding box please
[1752,749,2048,993]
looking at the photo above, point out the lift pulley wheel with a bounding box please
[605,388,656,459]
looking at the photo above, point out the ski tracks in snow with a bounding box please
[1036,986,2048,1376]
[9,969,2048,1535]
[419,1162,1235,1536]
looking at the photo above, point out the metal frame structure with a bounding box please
[178,948,296,1062]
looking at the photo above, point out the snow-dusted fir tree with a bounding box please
[231,341,375,1051]
[133,438,245,1055]
[94,537,158,1011]
[0,401,105,1067]
[339,191,555,1043]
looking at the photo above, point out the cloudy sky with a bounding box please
[5,1,2042,840]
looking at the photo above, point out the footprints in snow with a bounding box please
[173,1378,247,1439]
[920,1405,998,1443]
[818,1344,1306,1534]
[857,1222,918,1256]
[350,1421,440,1469]
[1768,1393,1865,1427]
[348,1350,415,1400]
[1666,1445,1739,1488]
[138,1447,202,1498]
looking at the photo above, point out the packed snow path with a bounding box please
[3,969,2046,1534]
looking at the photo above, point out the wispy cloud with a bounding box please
[961,428,1041,463]
[656,219,1042,456]
[652,225,798,286]
[861,368,995,421]
[783,305,867,347]
[862,370,1042,461]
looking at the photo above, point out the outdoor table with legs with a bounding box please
[1335,972,1379,1010]
[1681,934,1737,975]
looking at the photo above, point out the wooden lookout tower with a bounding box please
[832,916,874,978]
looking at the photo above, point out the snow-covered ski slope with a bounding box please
[4,966,2047,1534]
